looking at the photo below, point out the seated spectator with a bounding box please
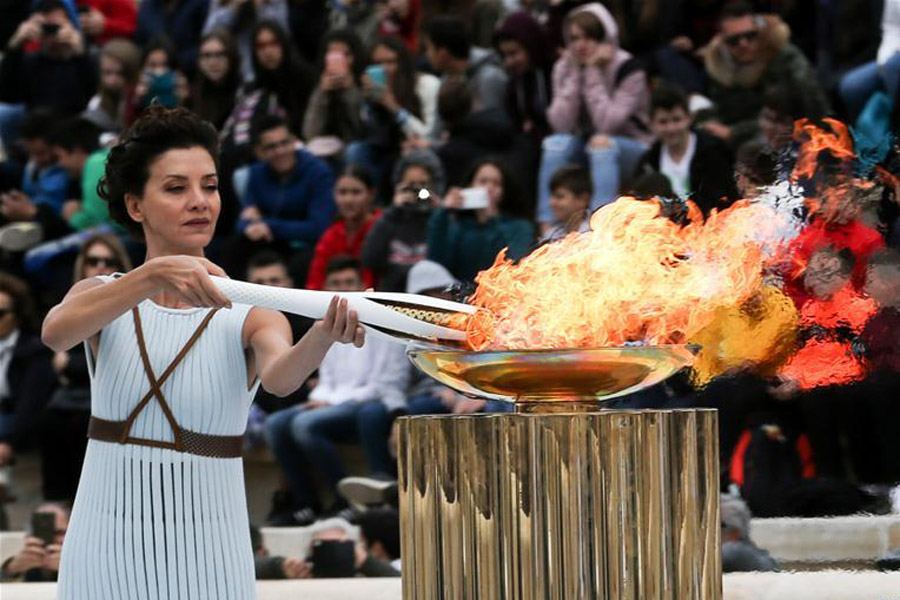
[40,234,130,502]
[263,258,408,525]
[191,30,242,129]
[636,85,737,216]
[0,111,72,252]
[349,35,440,198]
[307,165,381,290]
[428,158,535,283]
[133,37,191,112]
[356,507,402,572]
[204,0,290,82]
[250,524,308,580]
[698,1,829,150]
[720,494,778,572]
[424,16,508,114]
[48,117,102,227]
[76,0,137,47]
[302,29,366,155]
[135,0,211,72]
[838,0,900,121]
[0,503,69,582]
[0,0,97,127]
[227,115,335,279]
[756,84,812,155]
[542,164,591,242]
[361,151,445,291]
[434,76,518,189]
[0,274,56,464]
[82,39,141,134]
[219,20,315,169]
[536,3,652,226]
[494,11,554,143]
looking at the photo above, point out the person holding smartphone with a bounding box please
[427,157,534,283]
[0,0,96,120]
[0,503,69,582]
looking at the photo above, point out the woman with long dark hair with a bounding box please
[192,30,242,129]
[44,106,363,599]
[346,35,440,197]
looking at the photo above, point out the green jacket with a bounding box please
[68,149,112,231]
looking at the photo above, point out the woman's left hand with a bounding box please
[315,296,365,347]
[362,74,399,112]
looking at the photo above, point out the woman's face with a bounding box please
[568,23,598,64]
[328,41,353,69]
[144,49,170,74]
[334,175,373,223]
[100,55,126,94]
[255,28,283,72]
[472,164,504,209]
[81,242,121,280]
[499,39,530,76]
[199,37,230,83]
[371,44,399,82]
[127,147,220,254]
[0,292,16,339]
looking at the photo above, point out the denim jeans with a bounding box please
[0,103,26,151]
[263,400,394,509]
[344,140,395,203]
[839,52,900,120]
[537,133,648,224]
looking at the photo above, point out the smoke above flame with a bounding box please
[461,119,895,388]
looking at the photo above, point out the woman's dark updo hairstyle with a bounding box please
[99,105,220,240]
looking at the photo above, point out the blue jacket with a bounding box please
[237,150,336,246]
[135,0,209,70]
[22,162,69,216]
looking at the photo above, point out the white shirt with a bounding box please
[660,132,697,199]
[0,329,19,402]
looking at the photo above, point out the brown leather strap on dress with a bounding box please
[88,306,236,457]
[89,417,244,458]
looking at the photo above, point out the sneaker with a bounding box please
[0,222,42,252]
[338,476,399,510]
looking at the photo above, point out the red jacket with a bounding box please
[78,0,137,43]
[306,210,382,290]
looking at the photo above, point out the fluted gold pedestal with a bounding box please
[397,409,721,600]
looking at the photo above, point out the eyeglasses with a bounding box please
[85,256,121,268]
[0,308,12,319]
[261,138,293,153]
[200,50,228,61]
[724,30,758,47]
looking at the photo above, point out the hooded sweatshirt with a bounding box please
[546,3,651,143]
[494,11,554,141]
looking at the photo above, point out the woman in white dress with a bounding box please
[42,106,364,599]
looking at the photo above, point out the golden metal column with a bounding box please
[398,409,721,600]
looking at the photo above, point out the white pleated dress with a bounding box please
[58,291,260,600]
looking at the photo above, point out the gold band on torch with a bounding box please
[398,409,721,600]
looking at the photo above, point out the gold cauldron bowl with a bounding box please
[407,344,697,408]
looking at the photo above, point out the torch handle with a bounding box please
[210,277,472,344]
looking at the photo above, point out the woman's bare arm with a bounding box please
[246,297,365,397]
[42,256,231,352]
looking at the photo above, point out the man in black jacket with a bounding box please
[636,85,737,216]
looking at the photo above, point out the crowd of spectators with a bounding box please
[0,0,899,581]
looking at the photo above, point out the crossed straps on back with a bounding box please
[117,306,220,452]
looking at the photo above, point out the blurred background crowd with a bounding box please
[0,0,899,583]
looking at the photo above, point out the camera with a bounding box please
[41,23,61,37]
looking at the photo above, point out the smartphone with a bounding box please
[460,187,490,210]
[41,22,61,37]
[32,512,56,546]
[325,51,349,77]
[310,539,356,578]
[365,64,387,89]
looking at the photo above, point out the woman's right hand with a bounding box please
[145,256,232,309]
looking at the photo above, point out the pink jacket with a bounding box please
[546,3,651,143]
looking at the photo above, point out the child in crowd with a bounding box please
[542,164,592,242]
